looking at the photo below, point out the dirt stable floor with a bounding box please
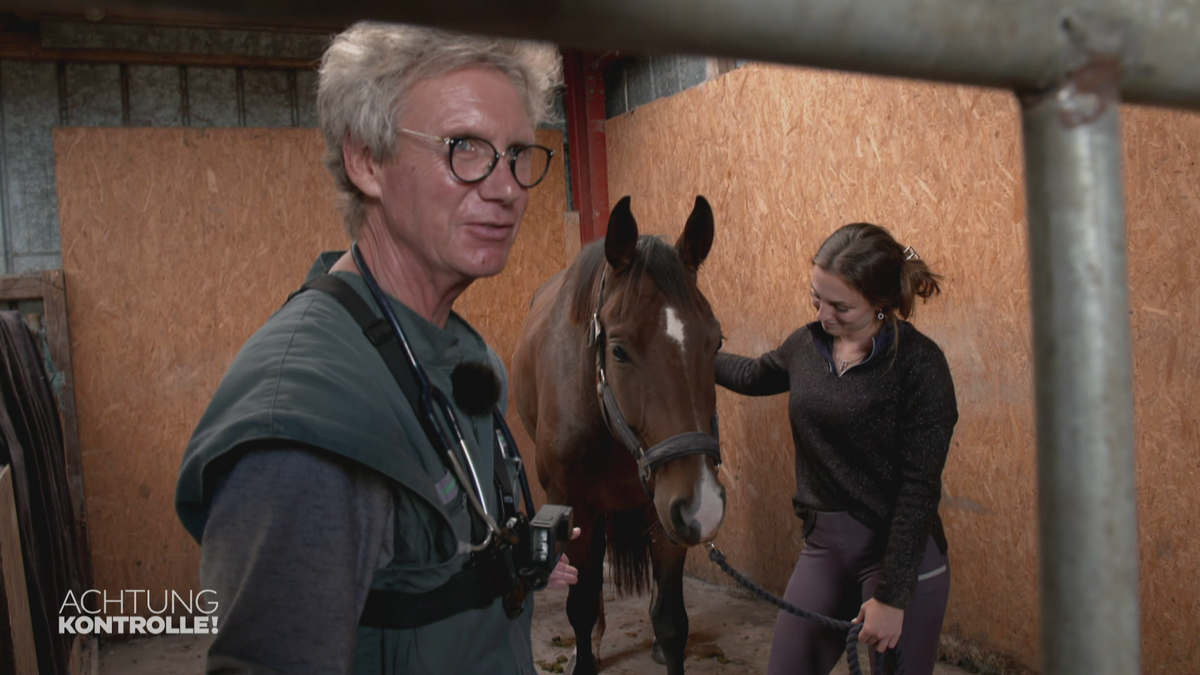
[98,575,975,675]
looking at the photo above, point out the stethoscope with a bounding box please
[351,241,515,553]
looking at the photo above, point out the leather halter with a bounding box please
[588,270,722,496]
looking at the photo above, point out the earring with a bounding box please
[877,310,885,321]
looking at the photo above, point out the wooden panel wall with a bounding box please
[1123,105,1200,672]
[606,63,1200,673]
[53,127,567,603]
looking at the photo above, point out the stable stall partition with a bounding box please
[604,62,1200,673]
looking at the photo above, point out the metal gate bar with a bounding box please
[1022,68,1140,675]
[25,0,1200,110]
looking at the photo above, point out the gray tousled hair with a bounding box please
[317,22,563,237]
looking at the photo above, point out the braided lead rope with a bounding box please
[706,543,905,675]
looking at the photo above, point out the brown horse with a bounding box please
[512,195,726,675]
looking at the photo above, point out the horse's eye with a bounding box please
[717,336,725,353]
[611,345,630,363]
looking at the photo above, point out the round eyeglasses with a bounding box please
[398,127,554,188]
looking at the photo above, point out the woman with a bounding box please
[716,222,958,675]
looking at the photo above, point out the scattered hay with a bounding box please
[938,635,1036,675]
[536,655,571,674]
[692,642,731,664]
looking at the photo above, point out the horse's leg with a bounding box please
[565,509,606,675]
[648,536,690,675]
[590,518,608,667]
[594,589,607,664]
[649,580,666,665]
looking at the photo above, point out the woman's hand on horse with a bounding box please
[544,527,583,590]
[853,598,904,653]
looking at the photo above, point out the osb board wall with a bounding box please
[606,62,1200,673]
[1123,104,1200,674]
[54,126,566,603]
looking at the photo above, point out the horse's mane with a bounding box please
[567,235,703,326]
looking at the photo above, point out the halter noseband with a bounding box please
[588,270,722,495]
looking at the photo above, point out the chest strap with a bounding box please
[291,274,521,628]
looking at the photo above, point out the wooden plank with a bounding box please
[0,273,44,304]
[0,27,317,69]
[68,634,94,675]
[41,270,92,592]
[0,270,94,592]
[0,44,318,69]
[0,464,40,675]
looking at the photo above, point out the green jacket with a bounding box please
[176,252,535,674]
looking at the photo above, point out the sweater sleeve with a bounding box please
[873,343,958,609]
[200,446,393,675]
[714,335,796,396]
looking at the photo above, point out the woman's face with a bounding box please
[809,266,880,338]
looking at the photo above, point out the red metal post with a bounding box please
[562,50,610,244]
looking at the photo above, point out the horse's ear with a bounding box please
[676,195,714,272]
[605,196,638,273]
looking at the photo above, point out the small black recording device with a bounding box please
[522,504,574,590]
[481,504,574,618]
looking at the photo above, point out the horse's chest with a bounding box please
[569,443,651,511]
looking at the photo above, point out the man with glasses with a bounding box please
[176,22,573,675]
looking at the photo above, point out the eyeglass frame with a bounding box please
[397,127,555,188]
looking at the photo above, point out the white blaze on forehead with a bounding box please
[664,306,686,349]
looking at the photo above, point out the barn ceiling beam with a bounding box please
[13,0,1200,111]
[0,16,322,67]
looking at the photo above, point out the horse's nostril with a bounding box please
[670,499,700,543]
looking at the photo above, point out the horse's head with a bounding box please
[591,195,726,546]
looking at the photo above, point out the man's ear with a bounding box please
[343,133,384,199]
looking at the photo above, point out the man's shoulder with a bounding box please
[227,286,403,429]
[177,286,432,541]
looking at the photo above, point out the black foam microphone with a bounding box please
[451,361,502,416]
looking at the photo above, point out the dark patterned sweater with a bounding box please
[715,320,958,609]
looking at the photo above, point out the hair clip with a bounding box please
[902,245,920,261]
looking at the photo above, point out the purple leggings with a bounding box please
[765,511,950,675]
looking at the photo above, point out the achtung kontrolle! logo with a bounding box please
[58,589,219,635]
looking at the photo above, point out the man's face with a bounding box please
[369,67,536,287]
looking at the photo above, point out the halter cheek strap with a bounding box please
[590,271,722,495]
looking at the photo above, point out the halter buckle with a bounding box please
[589,312,601,348]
